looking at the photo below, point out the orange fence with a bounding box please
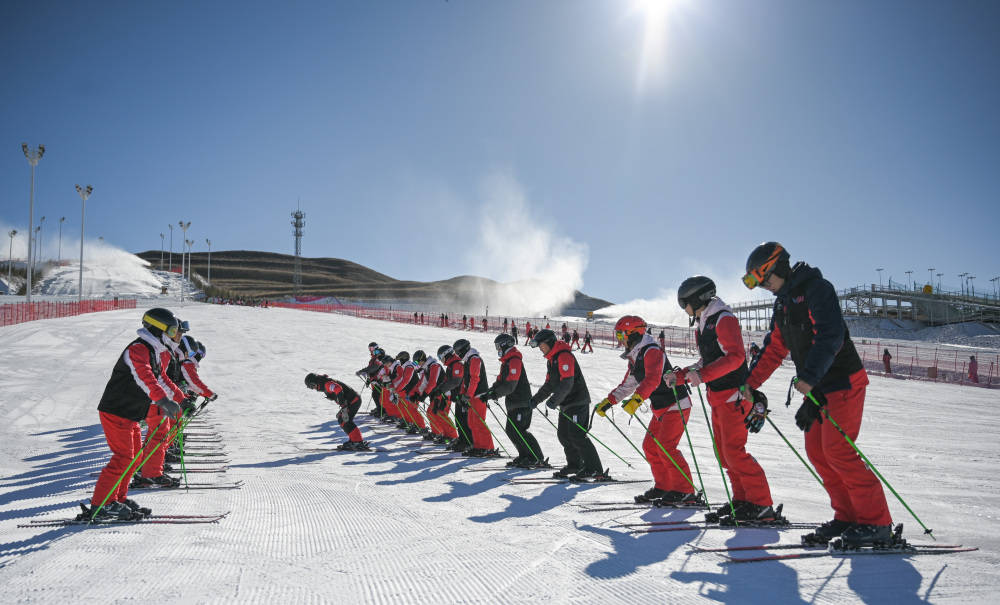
[0,298,138,328]
[272,301,998,388]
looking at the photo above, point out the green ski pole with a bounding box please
[556,407,634,469]
[630,413,699,493]
[672,385,708,500]
[89,416,168,522]
[492,404,541,463]
[693,383,738,525]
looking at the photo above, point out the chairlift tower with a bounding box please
[291,208,305,298]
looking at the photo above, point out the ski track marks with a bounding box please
[1,304,999,603]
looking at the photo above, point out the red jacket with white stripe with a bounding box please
[98,329,186,422]
[180,358,214,398]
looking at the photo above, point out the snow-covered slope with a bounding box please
[1,305,998,603]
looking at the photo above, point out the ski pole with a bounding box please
[765,416,824,488]
[493,405,541,463]
[556,407,634,469]
[671,385,708,500]
[90,415,168,522]
[630,413,699,493]
[604,414,647,462]
[467,399,510,456]
[801,385,934,538]
[693,383,738,525]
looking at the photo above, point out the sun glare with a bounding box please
[628,0,685,92]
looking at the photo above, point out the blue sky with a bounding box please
[2,0,998,304]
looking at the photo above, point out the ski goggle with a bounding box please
[614,330,628,344]
[742,244,785,289]
[144,313,179,338]
[178,320,190,333]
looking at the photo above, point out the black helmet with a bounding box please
[743,241,790,289]
[437,344,454,359]
[380,353,394,364]
[304,372,329,390]
[179,334,197,356]
[529,328,557,349]
[372,347,385,358]
[395,351,410,364]
[677,276,716,311]
[194,340,206,361]
[142,307,179,337]
[453,339,471,359]
[368,341,379,349]
[494,333,516,357]
[413,350,427,365]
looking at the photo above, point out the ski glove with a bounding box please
[794,391,827,432]
[622,394,643,416]
[743,389,768,433]
[546,398,559,410]
[595,398,613,418]
[155,398,182,420]
[684,366,703,387]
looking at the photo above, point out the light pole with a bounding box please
[58,217,65,262]
[159,233,165,270]
[178,221,191,302]
[936,273,942,293]
[905,270,913,290]
[959,273,968,296]
[186,239,194,282]
[991,276,999,301]
[75,185,92,302]
[22,143,45,302]
[205,238,211,285]
[968,276,975,298]
[36,216,45,268]
[876,268,884,289]
[7,230,16,292]
[168,224,174,272]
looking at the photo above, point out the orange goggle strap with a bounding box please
[743,244,785,289]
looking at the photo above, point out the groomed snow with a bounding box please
[1,304,998,604]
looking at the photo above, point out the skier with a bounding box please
[571,329,581,350]
[882,348,892,374]
[413,350,449,442]
[596,316,697,503]
[90,308,185,519]
[357,344,386,417]
[453,338,497,457]
[969,356,979,383]
[743,242,892,546]
[582,330,593,353]
[749,342,761,366]
[304,373,368,450]
[376,353,403,423]
[665,276,776,522]
[437,344,473,452]
[482,317,488,332]
[484,333,545,467]
[511,323,518,342]
[658,329,666,350]
[529,329,606,480]
[391,351,427,434]
[523,322,532,345]
[427,345,460,444]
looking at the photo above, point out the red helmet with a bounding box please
[614,315,647,349]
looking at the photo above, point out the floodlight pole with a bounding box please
[75,185,93,302]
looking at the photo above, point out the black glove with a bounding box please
[545,398,558,410]
[483,389,497,401]
[206,393,218,402]
[795,391,826,432]
[743,389,768,433]
[154,398,182,420]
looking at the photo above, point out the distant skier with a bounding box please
[666,276,776,523]
[484,333,545,468]
[529,329,606,480]
[882,348,892,374]
[89,308,185,520]
[304,373,368,450]
[969,355,978,383]
[582,330,593,353]
[523,322,532,345]
[743,242,892,547]
[749,342,761,365]
[571,329,581,350]
[658,329,666,350]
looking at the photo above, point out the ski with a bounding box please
[19,515,227,528]
[131,480,244,490]
[462,467,551,473]
[180,452,229,457]
[690,542,961,553]
[578,502,712,513]
[621,517,815,529]
[725,545,978,564]
[507,478,646,485]
[25,512,231,524]
[89,467,228,477]
[628,522,822,534]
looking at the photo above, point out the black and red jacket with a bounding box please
[461,348,489,398]
[419,358,445,397]
[531,340,590,410]
[748,263,864,394]
[489,347,532,410]
[608,334,690,411]
[694,298,748,392]
[98,329,186,422]
[322,379,361,407]
[437,354,465,397]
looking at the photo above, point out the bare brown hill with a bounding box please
[135,250,612,315]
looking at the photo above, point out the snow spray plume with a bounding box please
[592,260,754,328]
[461,174,589,317]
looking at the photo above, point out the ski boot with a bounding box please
[162,463,173,472]
[801,519,853,546]
[422,432,437,441]
[571,468,613,483]
[705,500,749,523]
[653,491,707,507]
[553,465,583,479]
[79,502,134,522]
[351,441,372,452]
[396,419,408,429]
[530,457,552,469]
[506,456,526,468]
[634,487,670,504]
[480,449,502,458]
[121,498,152,518]
[132,474,181,489]
[836,523,894,548]
[164,452,183,463]
[717,503,785,526]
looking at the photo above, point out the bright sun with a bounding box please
[628,0,686,91]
